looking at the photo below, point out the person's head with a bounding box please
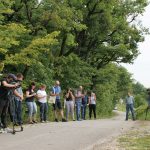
[29,82,36,90]
[55,80,60,86]
[91,92,95,96]
[7,74,17,82]
[16,73,23,81]
[79,86,83,91]
[67,88,72,93]
[147,89,150,95]
[40,84,46,90]
[127,91,131,96]
[84,91,87,95]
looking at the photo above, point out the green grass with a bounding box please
[117,103,126,112]
[118,128,150,150]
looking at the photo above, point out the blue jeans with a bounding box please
[126,104,135,120]
[14,99,22,124]
[26,102,37,117]
[75,99,82,121]
[39,102,48,121]
[81,104,87,120]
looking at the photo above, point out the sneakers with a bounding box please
[62,118,67,122]
[0,128,5,134]
[33,120,38,123]
[3,128,13,133]
[55,118,58,122]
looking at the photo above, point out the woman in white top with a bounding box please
[88,92,96,119]
[37,84,48,123]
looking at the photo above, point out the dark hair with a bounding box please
[29,82,36,89]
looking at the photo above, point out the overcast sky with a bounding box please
[122,4,150,88]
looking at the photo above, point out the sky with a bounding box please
[122,4,150,88]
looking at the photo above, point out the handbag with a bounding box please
[48,96,56,104]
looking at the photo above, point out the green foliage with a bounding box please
[0,0,148,118]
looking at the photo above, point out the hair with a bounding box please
[29,82,36,89]
[16,73,23,79]
[40,84,46,89]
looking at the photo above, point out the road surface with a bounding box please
[0,111,135,150]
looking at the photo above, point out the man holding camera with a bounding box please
[0,74,19,132]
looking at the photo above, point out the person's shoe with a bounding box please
[33,120,38,123]
[45,120,49,123]
[14,123,19,126]
[29,121,34,124]
[73,119,76,121]
[41,121,45,123]
[0,128,5,134]
[4,128,13,133]
[77,119,82,121]
[62,118,67,122]
[55,118,58,122]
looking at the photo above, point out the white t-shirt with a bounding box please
[90,96,96,105]
[37,90,47,103]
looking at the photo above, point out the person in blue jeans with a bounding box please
[37,84,48,123]
[14,73,24,125]
[75,86,84,121]
[81,91,88,120]
[25,82,37,124]
[125,92,135,121]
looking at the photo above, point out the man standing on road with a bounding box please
[125,92,135,121]
[50,81,66,122]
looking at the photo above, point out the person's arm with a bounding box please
[94,94,96,102]
[14,90,23,100]
[26,91,36,98]
[65,92,69,98]
[88,97,90,105]
[2,81,18,88]
[70,92,75,100]
[37,94,46,99]
[50,87,56,96]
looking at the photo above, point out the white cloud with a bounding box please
[123,4,150,88]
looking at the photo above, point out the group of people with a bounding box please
[0,73,97,133]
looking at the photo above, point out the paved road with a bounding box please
[0,112,135,150]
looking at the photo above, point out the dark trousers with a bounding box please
[89,104,96,119]
[0,96,9,128]
[39,102,48,121]
[126,104,135,120]
[14,100,22,124]
[81,104,87,120]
